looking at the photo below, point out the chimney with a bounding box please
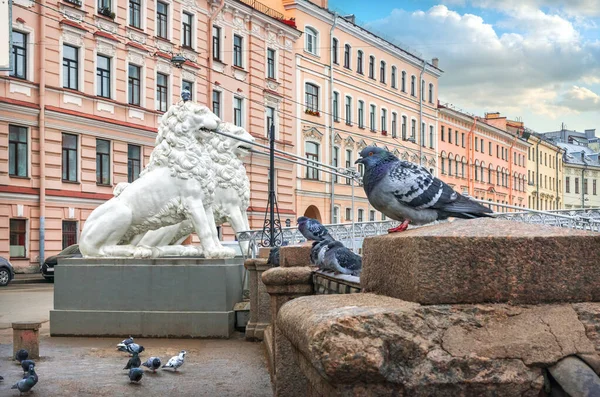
[585,129,596,138]
[432,58,439,68]
[343,14,355,24]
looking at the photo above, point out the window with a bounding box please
[333,147,339,183]
[358,101,364,128]
[584,178,589,195]
[380,61,386,83]
[332,92,339,122]
[489,142,492,155]
[333,207,339,223]
[421,122,426,147]
[481,139,484,153]
[345,208,352,221]
[369,104,376,132]
[11,31,27,79]
[575,177,580,194]
[429,126,434,148]
[461,133,465,148]
[421,79,425,100]
[381,109,387,133]
[496,145,499,158]
[305,83,319,112]
[345,96,351,124]
[358,209,364,222]
[233,35,243,67]
[448,128,452,144]
[212,90,221,118]
[391,66,397,88]
[392,113,397,138]
[128,64,141,105]
[127,144,141,183]
[62,133,78,182]
[428,83,433,103]
[411,75,416,96]
[448,158,452,176]
[594,180,597,195]
[368,56,375,79]
[402,116,407,140]
[345,149,352,185]
[63,45,79,90]
[156,72,168,112]
[357,50,363,74]
[129,0,141,28]
[182,80,193,100]
[441,158,445,174]
[212,26,221,61]
[455,131,458,145]
[97,55,111,98]
[156,2,168,39]
[441,126,445,141]
[369,210,375,222]
[305,27,317,55]
[332,38,338,64]
[401,71,406,92]
[267,48,276,79]
[305,142,319,180]
[344,44,351,68]
[62,220,78,249]
[9,125,28,177]
[10,219,27,258]
[98,0,110,11]
[96,139,110,185]
[411,119,416,140]
[234,97,243,127]
[266,106,275,136]
[182,12,193,48]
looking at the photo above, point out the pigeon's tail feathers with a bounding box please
[437,194,494,216]
[11,384,17,389]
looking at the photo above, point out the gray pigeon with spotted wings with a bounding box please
[355,146,493,232]
[297,217,334,242]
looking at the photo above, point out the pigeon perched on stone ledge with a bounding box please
[356,146,493,232]
[297,217,334,241]
[322,241,362,276]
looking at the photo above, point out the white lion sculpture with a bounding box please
[79,102,251,259]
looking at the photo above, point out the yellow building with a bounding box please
[526,134,565,210]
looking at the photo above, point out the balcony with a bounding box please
[238,0,297,28]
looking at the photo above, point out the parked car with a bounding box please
[0,257,15,286]
[40,244,81,280]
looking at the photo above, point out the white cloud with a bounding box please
[556,86,600,112]
[366,5,600,125]
[472,0,600,17]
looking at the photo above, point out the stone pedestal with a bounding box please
[50,257,244,338]
[244,258,272,341]
[13,322,41,359]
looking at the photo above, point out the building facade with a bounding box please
[2,0,300,271]
[558,143,600,209]
[437,108,529,211]
[525,134,565,211]
[263,0,442,224]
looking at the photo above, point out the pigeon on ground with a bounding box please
[142,357,161,373]
[0,375,3,382]
[124,352,141,370]
[20,360,35,375]
[12,365,37,394]
[297,217,334,242]
[356,146,493,232]
[15,349,28,363]
[118,343,144,355]
[128,367,144,383]
[267,247,280,267]
[162,350,186,371]
[120,336,134,346]
[322,241,362,276]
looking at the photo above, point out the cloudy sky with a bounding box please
[328,0,600,133]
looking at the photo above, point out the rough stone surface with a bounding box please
[279,243,313,268]
[245,258,272,341]
[13,322,41,359]
[361,218,600,304]
[277,294,600,396]
[262,266,314,294]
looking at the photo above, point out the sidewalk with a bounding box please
[0,325,272,396]
[12,273,48,285]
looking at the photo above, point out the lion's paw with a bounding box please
[182,245,203,256]
[133,246,158,258]
[219,247,236,259]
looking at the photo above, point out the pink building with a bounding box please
[1,0,300,271]
[262,0,442,224]
[437,106,530,210]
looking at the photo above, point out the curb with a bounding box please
[11,276,50,285]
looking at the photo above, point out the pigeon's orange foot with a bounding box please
[388,220,410,233]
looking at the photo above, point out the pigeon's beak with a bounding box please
[354,157,364,165]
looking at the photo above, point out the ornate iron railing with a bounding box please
[237,0,285,20]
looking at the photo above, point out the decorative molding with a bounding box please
[13,0,34,7]
[63,94,82,106]
[127,28,147,44]
[212,60,226,73]
[96,40,116,57]
[357,140,367,150]
[9,82,32,97]
[344,136,355,147]
[180,0,197,12]
[97,102,115,114]
[59,3,85,22]
[285,39,292,50]
[402,152,409,160]
[232,68,248,82]
[334,133,342,145]
[181,48,198,63]
[181,69,196,81]
[156,61,172,74]
[129,108,145,120]
[68,207,75,219]
[127,50,145,65]
[95,16,119,34]
[62,28,84,46]
[155,39,173,53]
[303,126,323,141]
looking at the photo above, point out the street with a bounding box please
[0,283,54,330]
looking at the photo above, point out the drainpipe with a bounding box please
[535,140,540,210]
[418,60,426,166]
[206,0,225,103]
[556,150,560,209]
[329,13,338,223]
[38,0,47,264]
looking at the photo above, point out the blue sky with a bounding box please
[328,0,600,133]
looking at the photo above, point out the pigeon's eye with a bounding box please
[368,152,374,156]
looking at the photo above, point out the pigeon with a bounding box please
[267,247,280,267]
[20,360,35,375]
[142,357,162,373]
[322,241,362,276]
[120,336,134,346]
[0,375,3,382]
[310,240,331,268]
[128,367,144,383]
[162,350,186,371]
[23,364,38,385]
[12,365,37,394]
[15,349,28,363]
[118,343,144,355]
[356,146,493,232]
[297,217,334,242]
[124,352,141,370]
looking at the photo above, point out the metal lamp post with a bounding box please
[261,121,282,247]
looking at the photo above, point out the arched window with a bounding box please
[391,112,397,137]
[429,125,434,149]
[421,79,425,100]
[428,83,433,103]
[475,160,480,181]
[380,61,386,83]
[391,66,397,88]
[305,141,319,180]
[441,158,445,174]
[489,165,493,183]
[344,44,351,69]
[480,162,485,182]
[461,157,466,177]
[305,27,318,55]
[411,75,416,96]
[358,100,364,128]
[369,56,375,79]
[357,50,363,74]
[332,38,338,64]
[401,115,407,140]
[401,71,406,92]
[448,155,453,176]
[496,166,501,185]
[345,95,352,124]
[455,155,460,176]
